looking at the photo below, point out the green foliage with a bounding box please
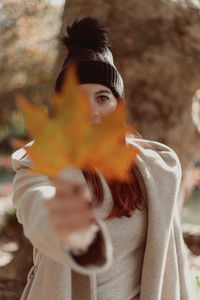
[3,207,18,226]
[196,276,200,288]
[0,167,15,182]
[195,276,200,300]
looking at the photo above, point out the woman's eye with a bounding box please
[97,95,110,103]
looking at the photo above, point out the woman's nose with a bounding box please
[91,111,101,125]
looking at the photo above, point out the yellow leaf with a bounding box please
[17,64,138,181]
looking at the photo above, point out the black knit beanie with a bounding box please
[55,16,124,99]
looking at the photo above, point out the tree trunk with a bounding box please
[58,0,200,170]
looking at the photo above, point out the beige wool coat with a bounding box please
[11,137,194,299]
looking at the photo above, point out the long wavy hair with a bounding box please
[82,133,148,220]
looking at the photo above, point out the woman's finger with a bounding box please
[45,199,89,213]
[53,179,86,193]
[49,212,94,225]
[53,219,94,236]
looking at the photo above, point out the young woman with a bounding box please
[11,16,193,300]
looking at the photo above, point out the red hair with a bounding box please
[82,135,147,220]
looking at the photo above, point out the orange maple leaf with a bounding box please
[16,65,138,181]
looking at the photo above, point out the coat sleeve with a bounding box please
[160,199,194,299]
[130,139,194,300]
[11,147,113,275]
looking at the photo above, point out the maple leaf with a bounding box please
[16,64,138,181]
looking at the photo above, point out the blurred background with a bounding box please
[0,0,200,298]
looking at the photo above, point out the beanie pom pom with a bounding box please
[62,16,110,53]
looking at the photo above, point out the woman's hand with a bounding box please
[45,177,95,245]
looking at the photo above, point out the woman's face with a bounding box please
[78,83,118,125]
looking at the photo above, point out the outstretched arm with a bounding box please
[12,161,113,275]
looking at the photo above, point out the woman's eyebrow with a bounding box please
[95,90,112,95]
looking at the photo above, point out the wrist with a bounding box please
[62,223,99,255]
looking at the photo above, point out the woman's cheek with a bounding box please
[102,103,117,116]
